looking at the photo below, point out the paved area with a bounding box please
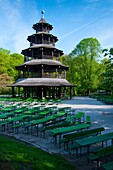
[1,96,113,170]
[61,97,113,134]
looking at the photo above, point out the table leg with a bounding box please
[55,135,57,145]
[87,145,90,155]
[59,135,61,148]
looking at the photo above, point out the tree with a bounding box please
[0,48,24,80]
[0,48,24,94]
[0,73,13,94]
[101,48,113,94]
[64,38,102,95]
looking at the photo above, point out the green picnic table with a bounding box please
[32,105,44,111]
[0,120,9,131]
[24,109,36,115]
[7,115,29,132]
[50,123,91,144]
[45,106,58,113]
[8,115,28,123]
[73,112,85,123]
[14,108,27,114]
[29,115,56,136]
[58,107,71,112]
[0,114,28,132]
[0,112,15,119]
[102,161,113,170]
[75,132,113,156]
[53,112,66,118]
[1,107,14,112]
[38,110,51,116]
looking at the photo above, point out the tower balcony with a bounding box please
[18,72,66,79]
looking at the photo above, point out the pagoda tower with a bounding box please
[10,11,73,99]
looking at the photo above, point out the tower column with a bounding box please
[41,48,43,58]
[12,87,15,98]
[41,87,43,99]
[23,87,27,99]
[70,87,72,99]
[64,70,66,79]
[42,65,43,77]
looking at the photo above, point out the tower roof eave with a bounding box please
[9,78,74,87]
[21,44,64,56]
[15,59,69,69]
[27,33,58,42]
[33,22,53,30]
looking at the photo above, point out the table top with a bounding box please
[38,110,51,116]
[102,161,113,170]
[0,112,15,119]
[76,132,113,146]
[74,112,84,119]
[1,107,14,112]
[50,123,91,135]
[7,115,28,122]
[24,109,36,114]
[14,109,25,113]
[53,112,66,118]
[31,115,56,125]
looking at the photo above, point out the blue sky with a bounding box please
[0,0,113,55]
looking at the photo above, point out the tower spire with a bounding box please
[41,10,45,19]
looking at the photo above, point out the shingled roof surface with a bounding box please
[17,59,68,67]
[39,18,47,23]
[10,78,73,87]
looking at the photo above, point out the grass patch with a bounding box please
[0,135,76,170]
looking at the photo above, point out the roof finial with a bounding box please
[41,10,45,19]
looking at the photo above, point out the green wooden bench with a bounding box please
[87,145,113,166]
[0,120,9,131]
[13,121,29,134]
[60,127,105,150]
[102,161,113,170]
[40,121,71,138]
[73,112,85,123]
[50,123,91,145]
[86,116,91,124]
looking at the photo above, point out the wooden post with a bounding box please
[49,36,50,44]
[41,48,43,58]
[64,70,66,79]
[52,51,54,58]
[64,87,66,96]
[56,68,58,78]
[52,87,55,99]
[70,87,72,99]
[58,87,61,99]
[31,87,33,98]
[24,87,26,99]
[18,87,20,97]
[12,87,15,98]
[49,87,51,98]
[32,49,33,58]
[42,65,43,77]
[42,34,43,44]
[41,87,43,99]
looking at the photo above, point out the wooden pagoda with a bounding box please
[10,11,73,99]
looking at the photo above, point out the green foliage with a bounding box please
[0,135,75,170]
[0,73,13,94]
[70,37,102,60]
[0,48,24,94]
[61,38,102,95]
[0,48,24,80]
[101,48,113,93]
